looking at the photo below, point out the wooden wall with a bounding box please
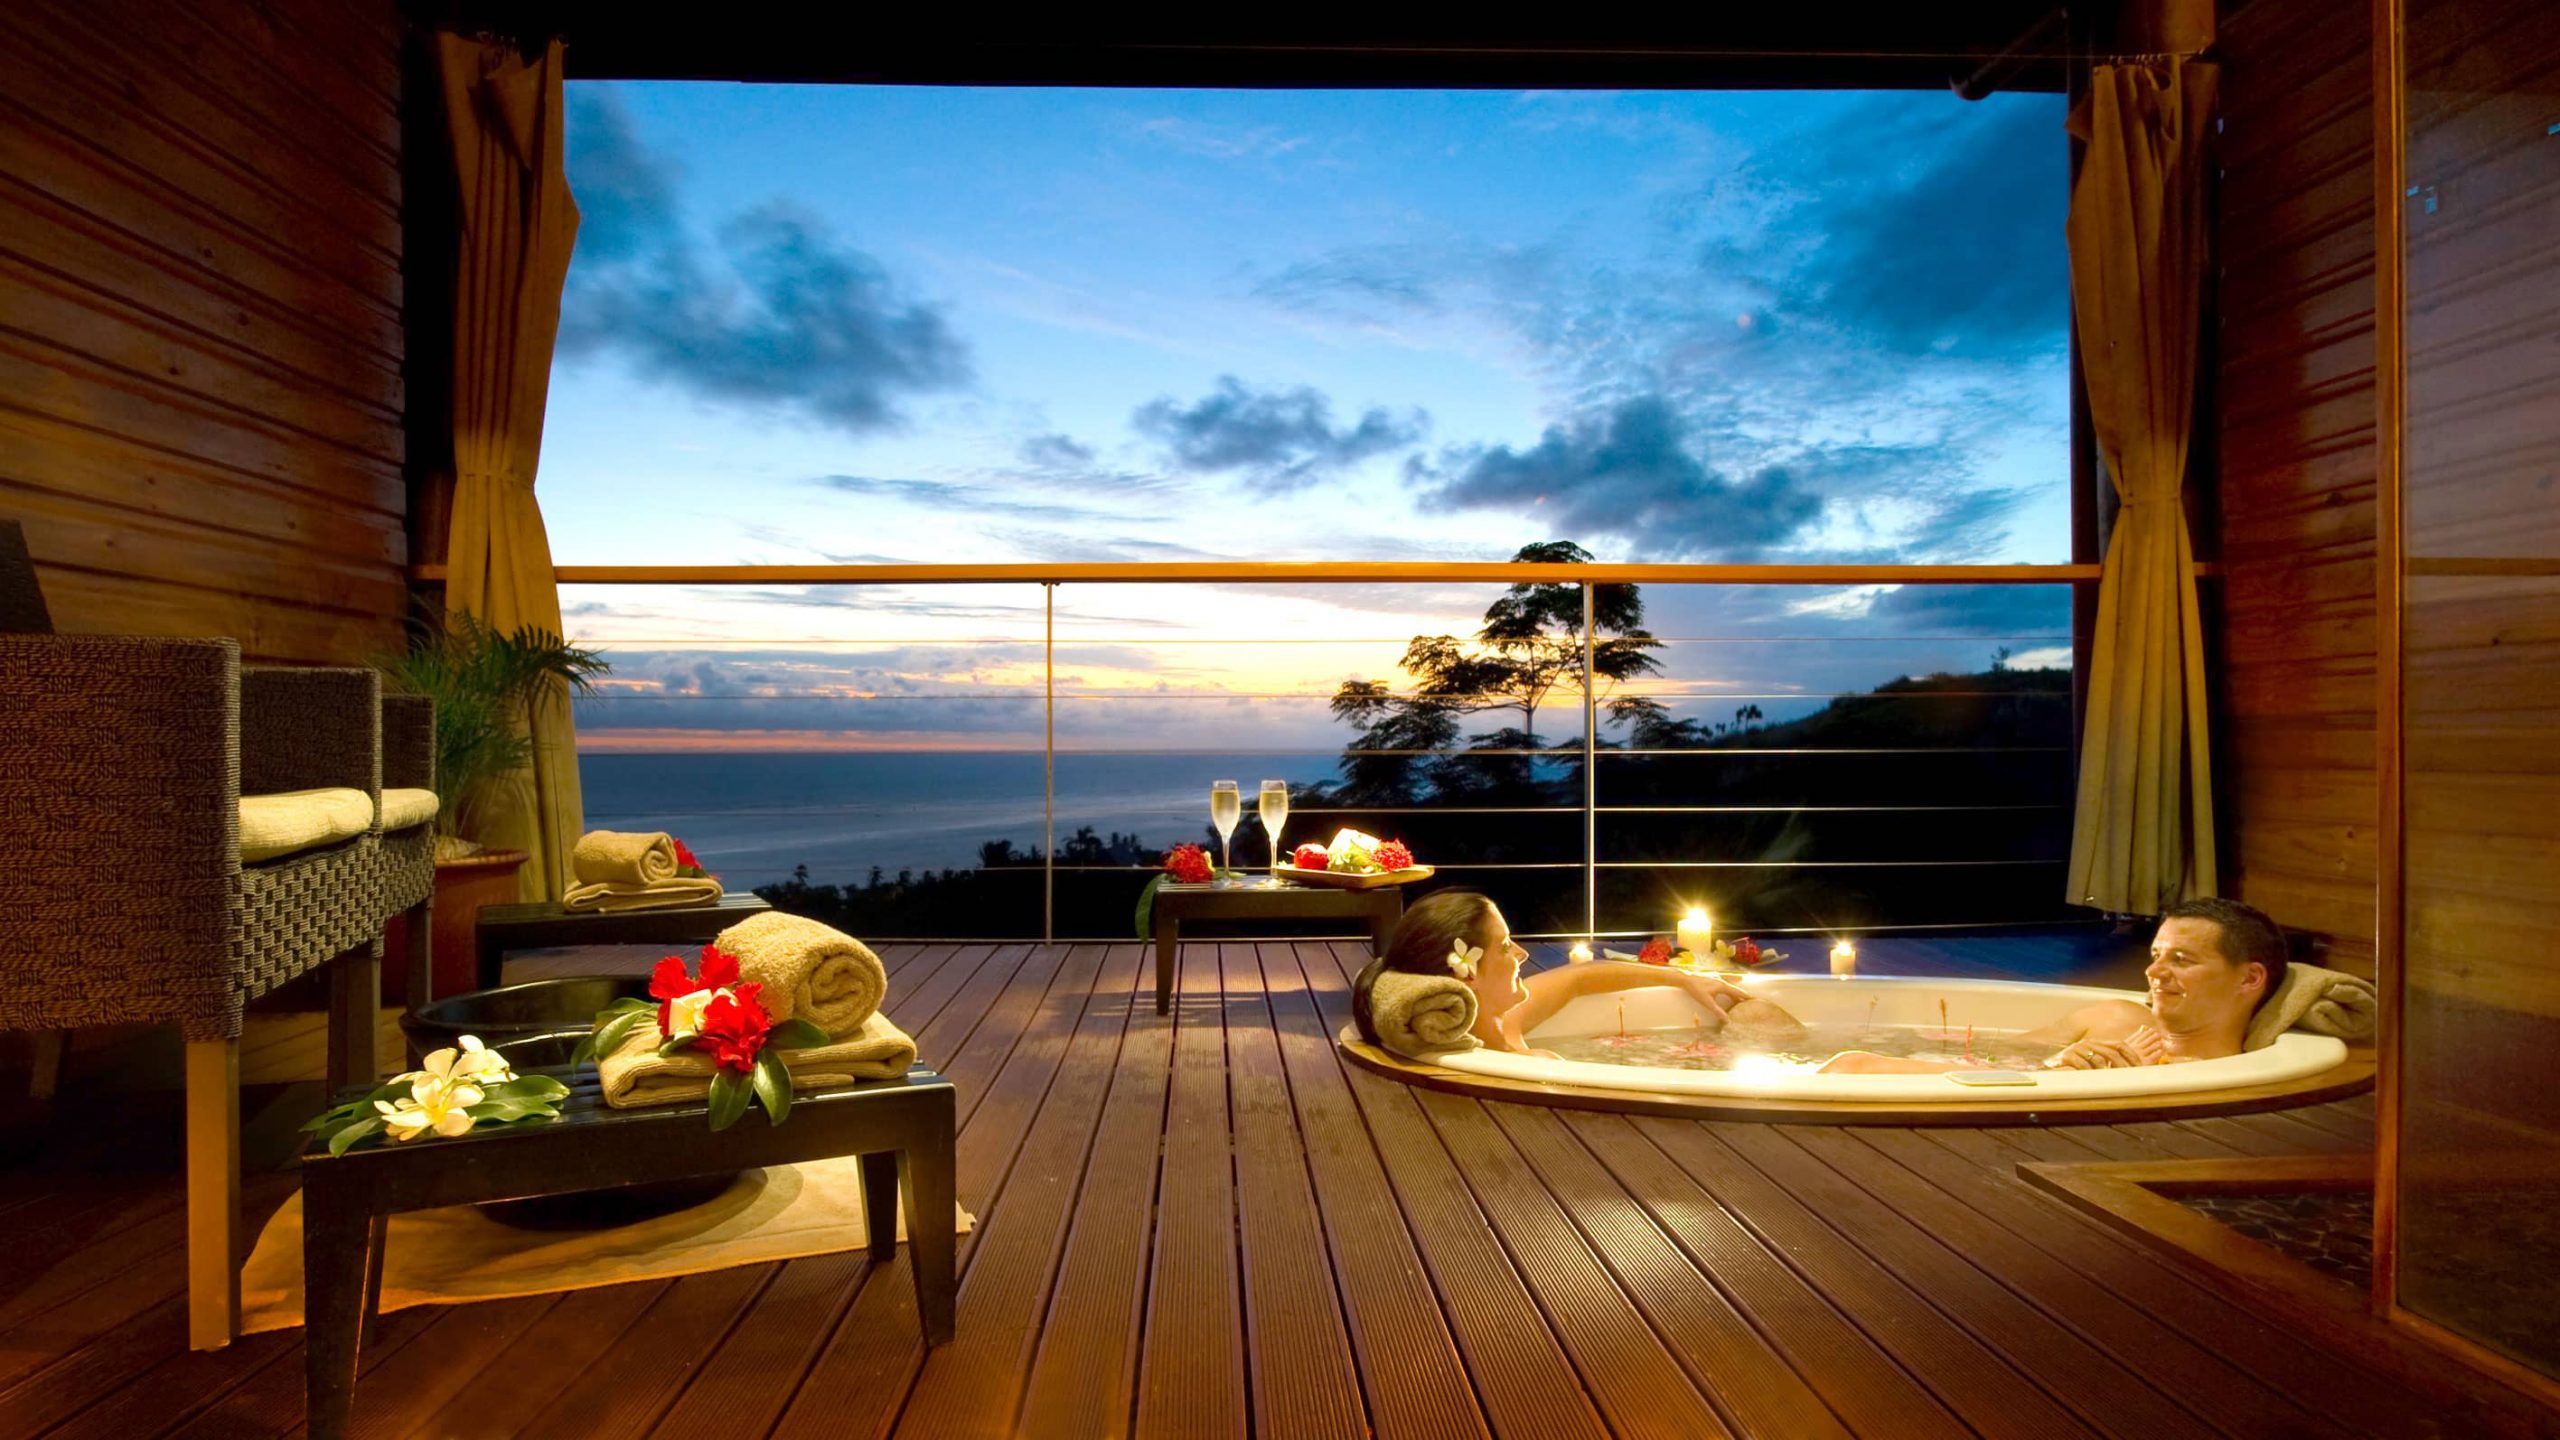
[2212,0,2381,972]
[0,0,409,664]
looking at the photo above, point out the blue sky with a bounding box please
[537,84,2073,752]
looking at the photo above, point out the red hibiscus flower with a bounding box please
[1375,839,1414,871]
[1731,937,1764,967]
[1638,937,1673,965]
[647,946,747,1035]
[1164,843,1213,885]
[698,985,774,1074]
[671,837,708,876]
[698,944,741,989]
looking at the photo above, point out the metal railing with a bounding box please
[417,559,2121,940]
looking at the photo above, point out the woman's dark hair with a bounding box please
[2160,895,2289,1011]
[1350,889,1500,1045]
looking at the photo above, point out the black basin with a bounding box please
[400,974,741,1227]
[402,974,651,1071]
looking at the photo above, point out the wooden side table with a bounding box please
[298,1065,955,1440]
[1151,880,1405,1013]
[472,892,773,990]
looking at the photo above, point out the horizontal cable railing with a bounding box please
[430,561,2136,939]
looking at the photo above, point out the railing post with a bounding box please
[1044,581,1056,946]
[1583,581,1598,940]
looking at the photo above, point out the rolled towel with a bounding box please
[573,830,679,887]
[600,1010,920,1109]
[1368,970,1480,1060]
[2244,963,2378,1052]
[716,911,887,1039]
[563,876,724,913]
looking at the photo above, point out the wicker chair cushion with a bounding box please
[240,788,374,864]
[380,788,440,832]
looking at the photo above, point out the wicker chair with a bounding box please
[0,521,403,1349]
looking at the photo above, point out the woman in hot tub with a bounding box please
[1350,890,1804,1057]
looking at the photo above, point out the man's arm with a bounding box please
[2016,999,2150,1048]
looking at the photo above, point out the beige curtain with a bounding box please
[436,34,584,902]
[2064,58,2220,915]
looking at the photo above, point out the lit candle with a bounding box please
[1676,908,1714,961]
[1568,940,1594,965]
[1830,938,1857,978]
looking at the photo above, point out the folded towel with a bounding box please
[563,876,725,913]
[1368,971,1480,1060]
[715,911,886,1039]
[573,830,679,887]
[600,1011,920,1110]
[2245,963,2378,1051]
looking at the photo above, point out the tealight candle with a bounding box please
[1830,938,1857,978]
[1568,941,1594,964]
[1675,908,1714,960]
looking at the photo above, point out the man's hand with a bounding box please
[2046,1026,2167,1070]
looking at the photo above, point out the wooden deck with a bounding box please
[0,936,2510,1440]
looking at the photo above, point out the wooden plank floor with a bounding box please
[0,935,2487,1440]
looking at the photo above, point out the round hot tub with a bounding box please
[1344,974,2370,1124]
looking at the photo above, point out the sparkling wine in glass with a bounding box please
[1209,780,1241,884]
[1258,780,1289,873]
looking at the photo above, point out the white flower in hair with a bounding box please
[1447,938,1483,980]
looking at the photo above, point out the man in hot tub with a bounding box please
[1818,897,2290,1074]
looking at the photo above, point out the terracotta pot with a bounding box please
[419,848,527,1001]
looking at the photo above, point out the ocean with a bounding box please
[578,751,1345,889]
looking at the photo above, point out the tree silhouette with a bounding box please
[1325,541,1663,802]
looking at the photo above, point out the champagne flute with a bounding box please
[1259,778,1290,871]
[1208,780,1241,885]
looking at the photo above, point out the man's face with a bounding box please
[2146,916,2265,1031]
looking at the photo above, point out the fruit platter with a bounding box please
[1273,829,1435,890]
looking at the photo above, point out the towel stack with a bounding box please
[599,910,918,1109]
[564,830,724,913]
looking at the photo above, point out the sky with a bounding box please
[536,84,2075,754]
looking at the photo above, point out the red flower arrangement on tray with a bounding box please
[1163,842,1214,885]
[575,944,832,1130]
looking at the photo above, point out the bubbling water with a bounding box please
[1545,1022,2056,1072]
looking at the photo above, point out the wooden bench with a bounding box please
[297,1064,955,1440]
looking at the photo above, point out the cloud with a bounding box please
[1132,376,1427,475]
[1017,432,1095,468]
[1125,116,1311,161]
[559,90,971,434]
[1862,582,2071,636]
[1775,97,2068,359]
[1410,396,1822,560]
[810,474,1126,525]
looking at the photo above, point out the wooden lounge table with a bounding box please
[472,892,772,990]
[1151,878,1404,1013]
[298,1064,955,1440]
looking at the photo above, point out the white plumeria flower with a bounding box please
[396,1034,514,1090]
[665,986,728,1039]
[376,1075,484,1142]
[1447,939,1483,980]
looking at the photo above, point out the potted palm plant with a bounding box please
[376,611,608,995]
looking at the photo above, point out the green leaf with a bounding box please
[464,1095,562,1123]
[506,1074,572,1102]
[752,1050,794,1126]
[765,1018,830,1052]
[706,1069,750,1132]
[584,1009,649,1068]
[1134,873,1167,941]
[326,1116,385,1157]
[657,1032,698,1058]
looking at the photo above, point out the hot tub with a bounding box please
[1431,974,2351,1106]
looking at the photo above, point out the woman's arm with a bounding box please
[1515,961,1752,1036]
